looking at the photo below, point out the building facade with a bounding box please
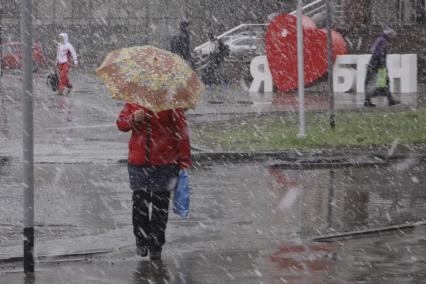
[0,0,292,65]
[1,0,425,81]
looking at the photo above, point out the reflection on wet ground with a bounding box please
[268,161,426,237]
[1,160,425,282]
[1,226,425,283]
[194,84,426,115]
[133,260,171,284]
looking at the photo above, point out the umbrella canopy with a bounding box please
[96,45,204,112]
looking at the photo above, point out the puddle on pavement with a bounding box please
[267,161,426,237]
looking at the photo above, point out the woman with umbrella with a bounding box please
[97,46,204,260]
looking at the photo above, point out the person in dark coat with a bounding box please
[170,17,193,67]
[201,34,230,85]
[364,26,400,107]
[201,33,219,85]
[117,103,192,260]
[215,38,230,84]
[217,38,230,62]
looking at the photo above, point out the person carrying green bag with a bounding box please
[364,26,401,107]
[376,68,388,89]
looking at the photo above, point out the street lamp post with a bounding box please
[0,28,2,77]
[326,0,335,129]
[297,0,306,139]
[0,8,3,77]
[21,0,35,274]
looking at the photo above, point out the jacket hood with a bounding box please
[59,33,69,44]
[383,26,396,37]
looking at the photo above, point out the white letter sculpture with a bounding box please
[333,55,357,93]
[249,56,273,93]
[333,54,417,93]
[387,54,417,93]
[247,54,417,94]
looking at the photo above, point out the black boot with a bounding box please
[149,246,162,261]
[136,239,149,257]
[136,245,148,257]
[364,99,376,107]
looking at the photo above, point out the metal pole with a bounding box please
[326,0,335,128]
[21,0,35,273]
[298,185,305,240]
[297,0,306,138]
[145,1,149,44]
[327,169,335,228]
[0,12,3,77]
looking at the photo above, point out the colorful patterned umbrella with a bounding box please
[96,46,204,112]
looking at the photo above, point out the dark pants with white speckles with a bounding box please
[132,190,171,249]
[129,164,179,249]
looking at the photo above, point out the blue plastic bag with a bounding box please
[173,171,190,218]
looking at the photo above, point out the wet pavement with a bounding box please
[1,159,426,283]
[0,71,130,164]
[1,224,426,284]
[1,70,426,283]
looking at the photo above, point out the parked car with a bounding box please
[196,41,218,59]
[194,31,264,59]
[0,41,47,71]
[224,36,263,58]
[196,35,264,60]
[221,30,265,42]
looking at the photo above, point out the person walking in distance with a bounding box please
[117,104,192,260]
[170,17,193,68]
[364,26,400,107]
[56,33,78,95]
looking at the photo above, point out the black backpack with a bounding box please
[47,71,59,92]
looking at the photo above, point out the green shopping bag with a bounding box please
[376,68,387,88]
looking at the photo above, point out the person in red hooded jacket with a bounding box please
[117,103,191,260]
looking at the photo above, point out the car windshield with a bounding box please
[233,38,258,46]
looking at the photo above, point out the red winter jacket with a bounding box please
[117,103,192,168]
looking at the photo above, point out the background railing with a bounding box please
[193,0,329,53]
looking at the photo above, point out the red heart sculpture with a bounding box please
[265,14,347,92]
